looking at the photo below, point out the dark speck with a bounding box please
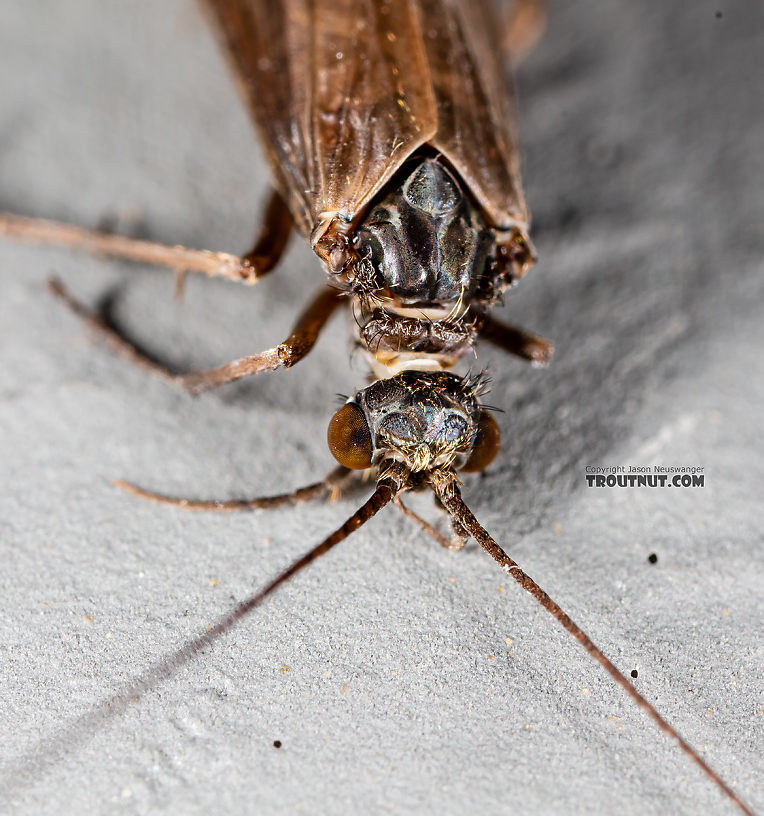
[631,669,639,678]
[559,204,579,228]
[715,10,723,19]
[648,553,658,564]
[273,740,282,749]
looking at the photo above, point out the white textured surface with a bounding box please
[0,2,762,815]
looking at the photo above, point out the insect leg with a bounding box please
[176,287,344,392]
[48,277,181,385]
[114,465,361,511]
[479,313,554,366]
[240,190,292,278]
[174,189,292,296]
[48,280,344,393]
[395,495,468,552]
[0,188,291,285]
[502,0,547,68]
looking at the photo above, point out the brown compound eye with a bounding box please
[327,403,374,469]
[461,410,501,473]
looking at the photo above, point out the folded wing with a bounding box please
[203,0,528,238]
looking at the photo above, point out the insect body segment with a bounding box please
[354,158,496,306]
[347,156,502,378]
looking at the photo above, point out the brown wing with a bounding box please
[203,0,438,239]
[418,0,529,231]
[203,0,527,239]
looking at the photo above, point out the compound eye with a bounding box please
[327,403,374,469]
[461,411,501,473]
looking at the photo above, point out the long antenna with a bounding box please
[127,471,401,692]
[0,475,401,796]
[435,480,754,816]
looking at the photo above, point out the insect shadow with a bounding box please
[0,0,753,811]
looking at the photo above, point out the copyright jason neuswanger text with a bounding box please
[585,465,705,488]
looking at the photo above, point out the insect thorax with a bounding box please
[321,156,532,378]
[355,158,495,306]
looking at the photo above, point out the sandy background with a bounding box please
[0,1,762,814]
